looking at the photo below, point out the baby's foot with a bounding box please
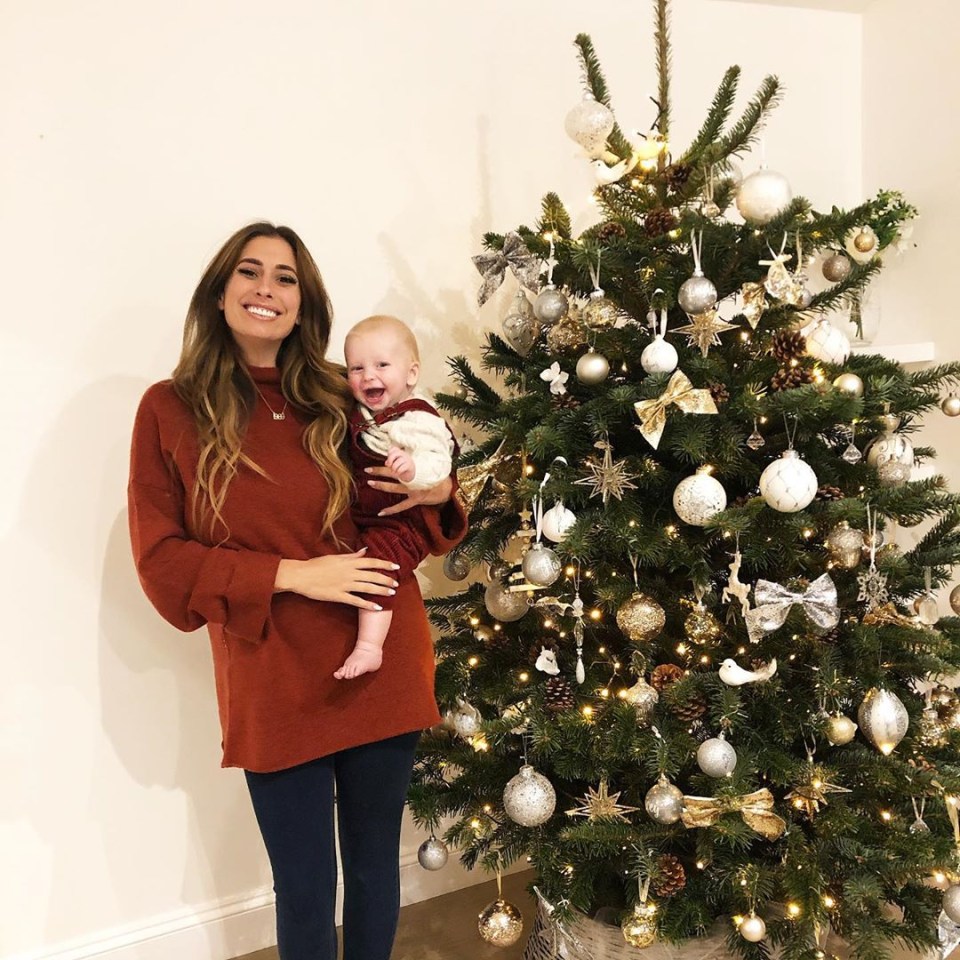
[334,643,383,680]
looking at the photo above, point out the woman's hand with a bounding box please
[274,550,399,610]
[365,467,453,517]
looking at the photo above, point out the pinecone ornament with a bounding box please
[644,208,678,237]
[551,393,581,410]
[652,854,687,897]
[544,676,576,713]
[816,485,845,502]
[708,381,730,405]
[651,663,684,692]
[670,688,707,722]
[771,365,815,392]
[598,221,628,242]
[771,329,807,363]
[665,162,693,193]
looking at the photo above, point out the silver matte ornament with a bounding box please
[673,468,727,526]
[735,168,792,224]
[759,449,818,513]
[678,272,718,316]
[858,687,909,755]
[478,898,524,947]
[522,542,562,587]
[443,552,472,581]
[644,775,683,824]
[623,677,659,723]
[944,886,960,925]
[825,713,858,746]
[943,395,960,417]
[822,252,852,282]
[484,581,529,622]
[576,350,611,385]
[501,290,540,357]
[503,764,557,827]
[534,285,569,324]
[697,736,737,777]
[641,334,679,375]
[417,837,450,871]
[739,913,767,943]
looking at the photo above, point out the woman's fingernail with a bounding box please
[373,604,383,611]
[388,589,396,595]
[364,467,372,473]
[392,563,401,570]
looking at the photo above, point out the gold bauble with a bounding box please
[478,898,524,947]
[824,713,857,746]
[942,395,960,418]
[582,290,619,330]
[854,227,878,253]
[545,305,588,353]
[919,707,948,748]
[616,593,666,643]
[684,607,722,645]
[951,584,960,615]
[623,677,660,723]
[833,372,864,398]
[826,521,863,570]
[621,900,658,948]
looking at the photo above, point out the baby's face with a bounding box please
[345,329,419,411]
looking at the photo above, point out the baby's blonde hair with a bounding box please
[346,314,420,362]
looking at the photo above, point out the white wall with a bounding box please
[2,2,863,958]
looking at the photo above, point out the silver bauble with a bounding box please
[944,885,960,925]
[825,713,858,746]
[564,94,615,155]
[478,898,524,947]
[417,837,450,871]
[443,552,472,581]
[521,542,561,587]
[943,395,960,417]
[739,913,767,943]
[759,449,818,513]
[917,594,940,626]
[857,687,908,755]
[673,468,727,526]
[623,677,659,723]
[449,699,483,739]
[501,291,539,357]
[950,584,960,615]
[735,168,792,224]
[697,736,737,777]
[502,764,557,827]
[541,501,576,543]
[582,290,619,330]
[616,592,666,643]
[826,521,863,570]
[833,372,864,398]
[822,252,852,283]
[576,350,611,385]
[484,581,528,622]
[534,285,569,324]
[487,560,512,582]
[641,334,679,375]
[805,319,851,364]
[644,776,683,824]
[678,272,718,316]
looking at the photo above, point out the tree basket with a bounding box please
[523,896,733,960]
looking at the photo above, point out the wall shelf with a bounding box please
[850,341,936,365]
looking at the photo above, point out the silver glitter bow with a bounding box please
[745,573,840,644]
[472,232,542,306]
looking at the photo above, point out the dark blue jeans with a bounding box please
[244,731,421,960]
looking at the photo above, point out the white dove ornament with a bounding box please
[719,657,777,686]
[591,157,636,185]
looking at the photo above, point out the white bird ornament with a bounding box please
[591,156,637,185]
[718,657,777,687]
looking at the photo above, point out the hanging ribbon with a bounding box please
[471,232,542,306]
[744,573,840,644]
[681,788,787,840]
[633,370,718,449]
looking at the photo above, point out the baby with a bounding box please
[335,315,457,680]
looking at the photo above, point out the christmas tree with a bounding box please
[409,3,960,957]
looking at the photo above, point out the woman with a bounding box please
[128,222,466,960]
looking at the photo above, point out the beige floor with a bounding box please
[237,869,538,960]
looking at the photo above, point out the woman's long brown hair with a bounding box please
[172,222,353,543]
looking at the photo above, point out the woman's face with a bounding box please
[218,235,302,366]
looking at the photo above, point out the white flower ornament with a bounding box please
[540,362,569,396]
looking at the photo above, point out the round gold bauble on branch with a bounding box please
[738,912,767,943]
[616,593,666,643]
[824,713,858,746]
[685,606,723,645]
[478,898,524,947]
[826,521,864,570]
[644,775,684,824]
[833,372,864,398]
[942,395,960,417]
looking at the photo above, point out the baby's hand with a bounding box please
[385,447,416,483]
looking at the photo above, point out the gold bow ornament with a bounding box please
[633,370,718,449]
[680,788,786,841]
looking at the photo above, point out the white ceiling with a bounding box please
[713,0,874,11]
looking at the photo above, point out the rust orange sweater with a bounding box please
[128,366,467,773]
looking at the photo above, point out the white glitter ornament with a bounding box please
[534,285,569,324]
[417,836,450,871]
[564,93,615,157]
[503,764,557,827]
[576,349,611,385]
[858,687,908,755]
[759,449,818,513]
[541,501,576,543]
[641,334,679,374]
[735,168,792,224]
[944,885,960,925]
[805,319,851,364]
[448,699,483,739]
[522,542,561,587]
[644,775,683,824]
[673,467,727,526]
[697,735,737,777]
[484,581,529,622]
[739,913,767,942]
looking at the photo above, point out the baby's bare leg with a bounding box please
[334,609,391,679]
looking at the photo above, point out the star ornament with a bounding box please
[785,772,851,819]
[674,309,738,358]
[574,440,638,504]
[566,780,642,821]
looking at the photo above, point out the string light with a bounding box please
[880,809,892,822]
[519,671,529,682]
[822,895,836,909]
[581,705,594,720]
[787,903,801,918]
[590,609,602,620]
[468,656,479,667]
[469,616,480,626]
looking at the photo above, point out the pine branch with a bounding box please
[682,66,740,164]
[711,75,783,162]
[654,0,671,140]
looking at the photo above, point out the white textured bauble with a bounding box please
[951,584,960,616]
[833,372,864,398]
[541,501,576,543]
[576,350,611,385]
[943,395,960,417]
[822,252,852,283]
[623,678,659,723]
[673,468,727,526]
[641,334,679,375]
[484,582,529,622]
[678,273,718,316]
[449,700,482,739]
[735,168,792,224]
[866,415,914,471]
[858,687,909,755]
[644,776,683,824]
[739,914,767,943]
[564,94,615,156]
[944,886,960,925]
[501,291,539,357]
[443,552,472,581]
[759,449,818,513]
[478,898,524,947]
[582,290,619,330]
[417,837,450,871]
[805,320,851,364]
[533,285,569,324]
[825,714,858,746]
[503,764,557,827]
[521,542,561,587]
[697,737,737,777]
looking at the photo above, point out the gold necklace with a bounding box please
[253,382,289,421]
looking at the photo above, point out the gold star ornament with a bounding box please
[674,308,738,358]
[785,769,851,819]
[566,780,642,821]
[574,440,638,504]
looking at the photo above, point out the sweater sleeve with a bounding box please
[381,410,455,490]
[127,388,282,644]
